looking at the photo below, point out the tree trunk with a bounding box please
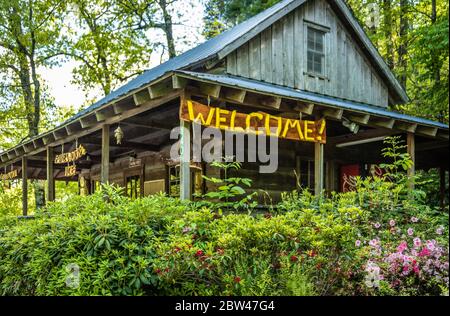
[158,0,176,59]
[397,0,409,89]
[382,0,394,69]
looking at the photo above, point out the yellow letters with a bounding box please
[265,114,282,136]
[246,113,264,135]
[304,121,316,142]
[216,108,230,129]
[188,100,215,125]
[282,119,304,140]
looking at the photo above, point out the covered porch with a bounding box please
[1,72,448,215]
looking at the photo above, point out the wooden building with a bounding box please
[1,0,448,214]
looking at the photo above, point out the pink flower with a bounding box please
[397,241,408,253]
[426,240,436,251]
[413,265,420,275]
[413,237,422,248]
[436,226,444,235]
[389,219,396,227]
[410,217,419,223]
[369,239,379,248]
[407,228,414,236]
[355,240,361,247]
[374,222,381,229]
[419,247,431,257]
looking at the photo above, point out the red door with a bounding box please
[340,164,360,192]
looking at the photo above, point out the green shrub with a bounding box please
[0,138,447,296]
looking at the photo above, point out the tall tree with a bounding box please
[65,0,154,96]
[118,0,190,59]
[157,0,176,59]
[0,0,66,137]
[397,0,410,89]
[0,0,67,208]
[382,0,394,69]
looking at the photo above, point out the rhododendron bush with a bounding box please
[0,181,447,296]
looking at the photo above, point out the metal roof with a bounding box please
[175,70,449,130]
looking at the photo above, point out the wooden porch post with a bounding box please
[22,157,28,216]
[180,119,191,200]
[325,160,336,193]
[407,132,415,189]
[314,142,324,195]
[101,124,110,184]
[440,167,446,210]
[46,146,55,202]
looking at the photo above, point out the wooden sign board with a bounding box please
[55,145,87,164]
[180,100,326,143]
[64,165,77,177]
[0,169,19,181]
[129,158,142,168]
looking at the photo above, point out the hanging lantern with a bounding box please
[114,125,124,145]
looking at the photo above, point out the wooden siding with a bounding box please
[226,0,389,108]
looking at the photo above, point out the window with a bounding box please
[168,165,180,197]
[126,175,141,199]
[307,27,325,75]
[298,159,314,190]
[167,164,204,198]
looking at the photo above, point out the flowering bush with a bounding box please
[0,138,448,296]
[350,216,448,296]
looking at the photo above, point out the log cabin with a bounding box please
[0,0,448,215]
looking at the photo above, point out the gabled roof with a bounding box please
[70,0,407,125]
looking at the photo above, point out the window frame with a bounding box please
[303,20,330,80]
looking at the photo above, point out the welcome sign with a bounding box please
[180,100,326,143]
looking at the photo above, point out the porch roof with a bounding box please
[175,70,449,130]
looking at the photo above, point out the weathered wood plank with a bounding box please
[249,35,261,80]
[322,108,343,120]
[348,114,370,125]
[294,7,304,89]
[198,82,221,98]
[133,89,151,105]
[149,80,174,99]
[236,42,250,78]
[223,87,247,103]
[295,102,315,115]
[260,28,273,83]
[227,51,237,75]
[416,126,438,137]
[172,75,188,89]
[272,20,284,86]
[283,13,294,87]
